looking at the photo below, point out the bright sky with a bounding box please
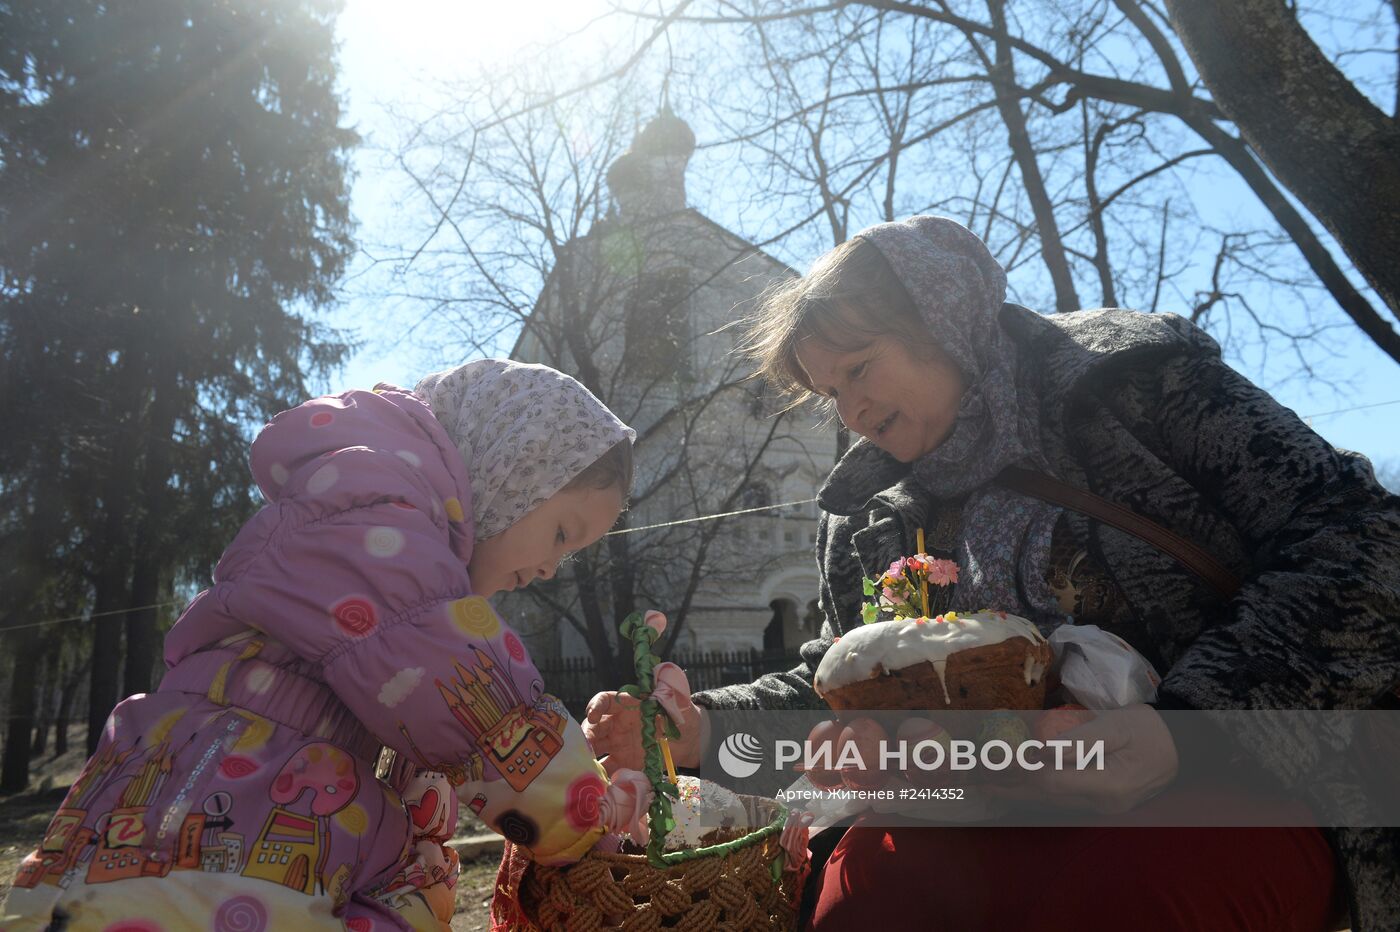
[331,0,620,387]
[337,0,594,84]
[330,2,1400,477]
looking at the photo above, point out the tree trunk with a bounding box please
[985,0,1081,313]
[606,521,638,642]
[1083,113,1119,307]
[86,565,129,754]
[1163,0,1400,323]
[124,365,179,698]
[572,554,626,691]
[86,349,144,754]
[30,649,52,756]
[1178,112,1400,364]
[55,652,87,757]
[2,628,40,793]
[123,559,161,698]
[87,458,137,753]
[8,446,67,782]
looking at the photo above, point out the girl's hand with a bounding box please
[983,703,1179,814]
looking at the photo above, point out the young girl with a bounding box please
[5,359,654,932]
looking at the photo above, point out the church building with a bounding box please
[502,109,838,669]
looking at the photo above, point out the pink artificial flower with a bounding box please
[886,557,908,578]
[651,662,693,722]
[780,809,815,871]
[599,769,653,843]
[926,559,960,587]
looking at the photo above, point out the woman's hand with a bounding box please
[984,703,1178,814]
[583,688,709,775]
[583,612,709,774]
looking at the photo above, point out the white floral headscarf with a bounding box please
[415,360,635,539]
[855,216,1064,627]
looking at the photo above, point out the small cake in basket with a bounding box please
[660,775,752,850]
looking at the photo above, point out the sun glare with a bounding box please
[340,0,606,83]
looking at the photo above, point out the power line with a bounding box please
[9,397,1398,634]
[2,499,818,632]
[1,601,183,635]
[1300,398,1400,420]
[606,498,816,536]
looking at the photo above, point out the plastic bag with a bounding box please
[1049,624,1161,710]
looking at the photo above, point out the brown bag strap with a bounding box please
[996,466,1243,601]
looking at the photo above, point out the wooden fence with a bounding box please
[538,648,804,718]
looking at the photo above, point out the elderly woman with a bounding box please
[585,215,1400,931]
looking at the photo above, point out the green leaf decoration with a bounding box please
[619,611,684,867]
[617,613,791,870]
[862,577,876,597]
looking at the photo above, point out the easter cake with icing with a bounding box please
[814,610,1052,711]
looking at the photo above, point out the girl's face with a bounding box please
[796,332,967,463]
[467,484,625,597]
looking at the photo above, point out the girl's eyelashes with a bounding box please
[849,360,868,381]
[556,527,567,546]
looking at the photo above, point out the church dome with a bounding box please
[607,107,694,218]
[632,107,696,158]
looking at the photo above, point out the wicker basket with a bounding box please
[521,794,802,931]
[519,612,806,931]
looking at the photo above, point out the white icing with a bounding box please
[1022,653,1047,687]
[814,611,1048,699]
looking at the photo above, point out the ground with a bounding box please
[0,784,69,907]
[449,855,502,932]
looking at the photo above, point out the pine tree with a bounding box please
[0,0,357,776]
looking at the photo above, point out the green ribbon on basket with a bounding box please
[618,612,789,869]
[618,612,681,867]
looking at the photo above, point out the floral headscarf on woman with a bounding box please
[854,216,1065,626]
[415,359,635,540]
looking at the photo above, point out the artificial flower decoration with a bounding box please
[861,550,960,622]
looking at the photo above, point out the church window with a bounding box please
[624,268,692,379]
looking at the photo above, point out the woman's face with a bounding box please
[795,333,967,463]
[467,484,625,597]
